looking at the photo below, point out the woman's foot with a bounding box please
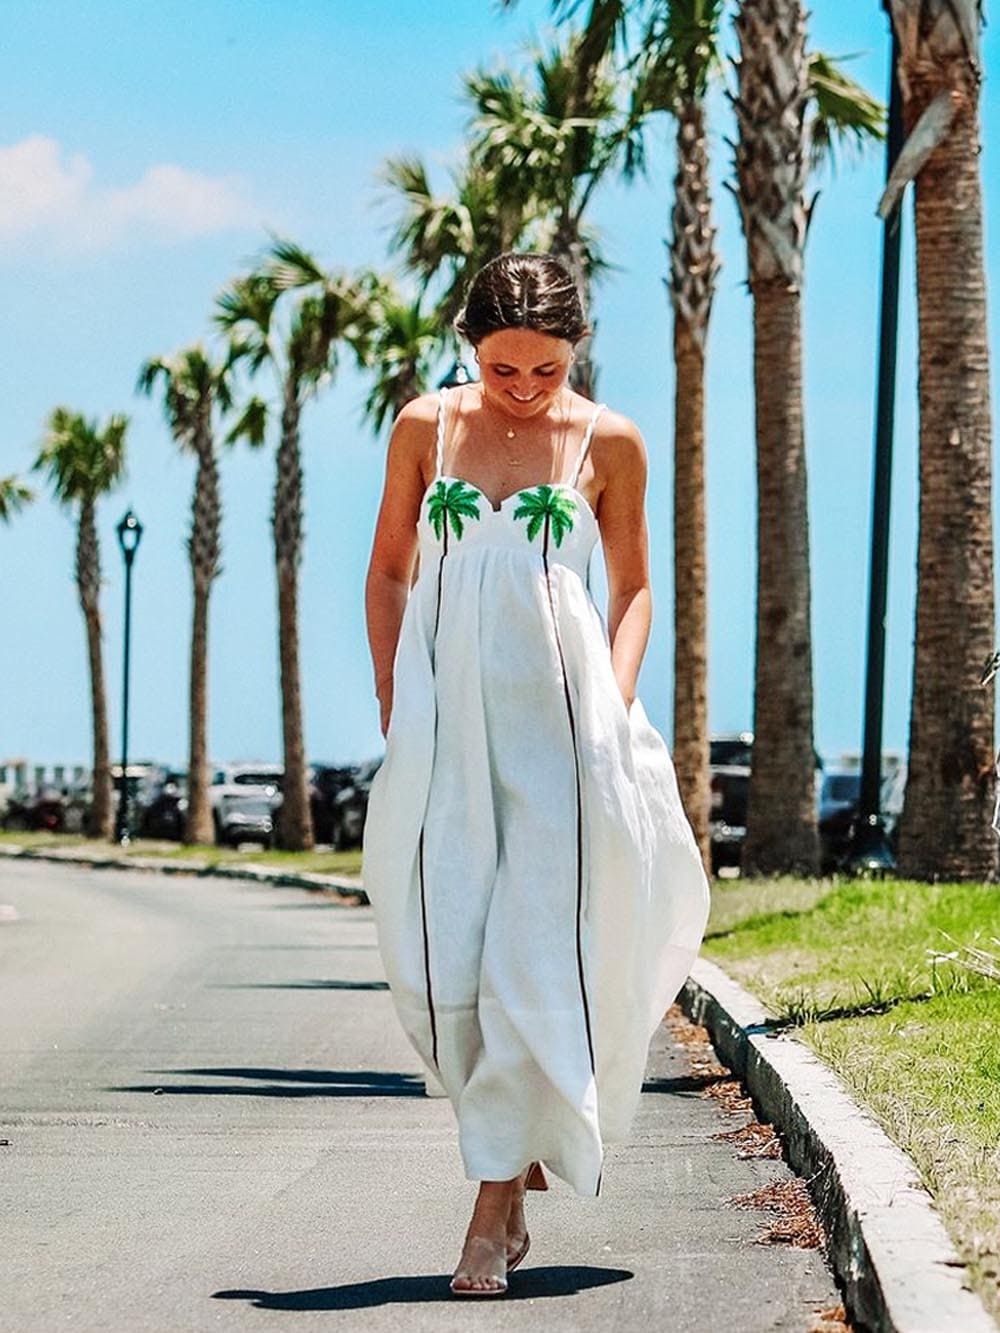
[505,1169,530,1268]
[450,1181,513,1296]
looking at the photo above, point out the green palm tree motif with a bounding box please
[427,479,481,546]
[513,485,577,549]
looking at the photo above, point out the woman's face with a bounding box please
[476,328,574,421]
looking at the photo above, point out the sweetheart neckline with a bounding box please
[421,474,599,526]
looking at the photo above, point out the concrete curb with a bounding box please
[0,844,368,904]
[680,958,994,1333]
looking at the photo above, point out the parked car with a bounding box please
[325,756,383,850]
[708,732,825,876]
[818,758,906,873]
[2,786,67,833]
[309,763,360,846]
[139,771,188,841]
[709,732,753,875]
[209,762,282,846]
[214,789,275,848]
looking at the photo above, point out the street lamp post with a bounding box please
[438,358,472,389]
[847,9,904,876]
[114,508,143,844]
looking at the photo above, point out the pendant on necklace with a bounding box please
[506,427,515,439]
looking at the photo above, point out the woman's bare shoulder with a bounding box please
[590,406,646,480]
[394,391,441,431]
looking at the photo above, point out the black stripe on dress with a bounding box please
[541,514,597,1079]
[417,519,448,1069]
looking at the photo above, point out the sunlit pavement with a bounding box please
[1,861,840,1331]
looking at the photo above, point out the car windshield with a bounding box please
[233,772,281,788]
[710,740,752,767]
[824,774,860,802]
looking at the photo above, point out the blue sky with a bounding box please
[1,0,998,774]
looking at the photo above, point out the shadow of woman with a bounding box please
[214,1265,633,1309]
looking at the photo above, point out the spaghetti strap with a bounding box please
[568,401,607,487]
[434,387,449,480]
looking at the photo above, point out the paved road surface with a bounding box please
[0,861,841,1331]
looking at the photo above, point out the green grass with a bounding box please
[706,875,1000,1319]
[0,829,363,879]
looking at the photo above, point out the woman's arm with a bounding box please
[364,397,435,736]
[594,414,652,709]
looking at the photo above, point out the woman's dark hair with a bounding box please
[454,252,590,347]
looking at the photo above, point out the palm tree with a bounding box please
[33,409,127,838]
[137,346,231,846]
[362,284,442,435]
[380,154,535,333]
[731,0,884,876]
[465,31,640,395]
[216,240,375,851]
[879,1,996,880]
[0,476,34,522]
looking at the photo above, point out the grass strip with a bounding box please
[0,830,363,879]
[705,875,1000,1323]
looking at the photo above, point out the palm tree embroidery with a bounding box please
[426,479,482,550]
[513,485,577,549]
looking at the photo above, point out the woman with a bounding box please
[363,252,710,1295]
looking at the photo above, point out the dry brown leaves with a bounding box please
[665,1005,829,1255]
[808,1303,851,1333]
[729,1178,825,1250]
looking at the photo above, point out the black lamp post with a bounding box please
[114,508,143,844]
[847,9,904,877]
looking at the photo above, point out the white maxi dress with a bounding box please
[362,388,710,1197]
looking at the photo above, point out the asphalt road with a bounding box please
[0,860,841,1332]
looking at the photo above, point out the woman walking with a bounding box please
[363,252,710,1295]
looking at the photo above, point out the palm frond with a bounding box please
[226,396,269,448]
[33,407,128,505]
[265,237,328,292]
[214,271,280,337]
[0,475,35,522]
[808,51,886,171]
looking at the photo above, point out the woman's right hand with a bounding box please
[378,683,393,738]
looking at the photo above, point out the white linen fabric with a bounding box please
[362,388,710,1197]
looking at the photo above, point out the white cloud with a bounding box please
[0,134,257,249]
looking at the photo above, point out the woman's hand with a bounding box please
[616,674,636,713]
[377,677,394,738]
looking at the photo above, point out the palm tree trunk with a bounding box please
[669,96,718,875]
[673,318,710,868]
[185,428,220,846]
[741,285,819,875]
[552,221,596,398]
[77,499,112,838]
[274,383,314,852]
[186,581,213,844]
[733,0,819,876]
[895,51,996,879]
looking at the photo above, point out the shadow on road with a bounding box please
[214,1265,634,1308]
[211,979,391,990]
[641,1072,729,1096]
[108,1067,425,1098]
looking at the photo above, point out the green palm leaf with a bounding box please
[427,478,482,542]
[513,484,577,547]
